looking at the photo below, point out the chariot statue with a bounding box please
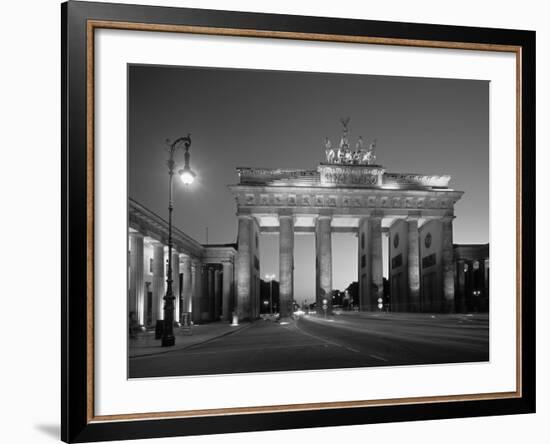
[343,150,353,164]
[339,117,351,149]
[323,119,379,166]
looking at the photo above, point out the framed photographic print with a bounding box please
[61,1,536,442]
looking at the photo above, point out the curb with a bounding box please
[183,322,252,351]
[130,323,252,359]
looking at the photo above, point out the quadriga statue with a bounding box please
[324,121,378,166]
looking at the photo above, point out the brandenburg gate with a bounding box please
[229,120,463,321]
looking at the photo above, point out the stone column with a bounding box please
[181,256,192,321]
[279,214,295,318]
[171,251,180,325]
[251,218,260,320]
[191,260,202,324]
[407,218,420,312]
[151,242,165,322]
[236,215,252,320]
[129,232,145,325]
[214,269,221,320]
[222,260,234,322]
[457,259,466,313]
[370,217,383,309]
[357,218,369,311]
[315,215,332,313]
[441,217,455,312]
[205,266,214,321]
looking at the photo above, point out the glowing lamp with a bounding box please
[179,166,196,185]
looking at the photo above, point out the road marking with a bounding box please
[369,354,389,362]
[295,320,360,353]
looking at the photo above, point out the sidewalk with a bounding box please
[129,322,250,358]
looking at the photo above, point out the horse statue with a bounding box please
[343,149,353,164]
[361,138,377,165]
[324,137,336,163]
[369,139,377,164]
[353,136,365,164]
[337,146,346,163]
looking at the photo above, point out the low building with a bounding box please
[128,198,237,328]
[454,244,490,313]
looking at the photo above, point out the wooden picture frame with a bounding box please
[62,1,536,442]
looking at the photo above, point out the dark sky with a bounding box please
[129,64,489,301]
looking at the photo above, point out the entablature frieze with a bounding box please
[202,246,237,264]
[238,208,455,221]
[129,198,205,260]
[230,187,462,213]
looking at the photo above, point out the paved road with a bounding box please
[129,312,489,378]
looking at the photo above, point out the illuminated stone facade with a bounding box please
[127,198,237,327]
[229,160,464,318]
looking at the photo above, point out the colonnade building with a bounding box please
[128,199,237,327]
[453,244,490,313]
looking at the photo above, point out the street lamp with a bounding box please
[265,273,275,315]
[178,142,196,185]
[162,134,194,347]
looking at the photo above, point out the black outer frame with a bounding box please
[61,1,536,442]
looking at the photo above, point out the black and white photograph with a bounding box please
[127,64,490,379]
[0,0,544,442]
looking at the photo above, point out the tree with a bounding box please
[331,289,343,306]
[344,281,359,308]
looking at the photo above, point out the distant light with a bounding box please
[280,321,289,325]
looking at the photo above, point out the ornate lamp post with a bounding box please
[162,134,195,347]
